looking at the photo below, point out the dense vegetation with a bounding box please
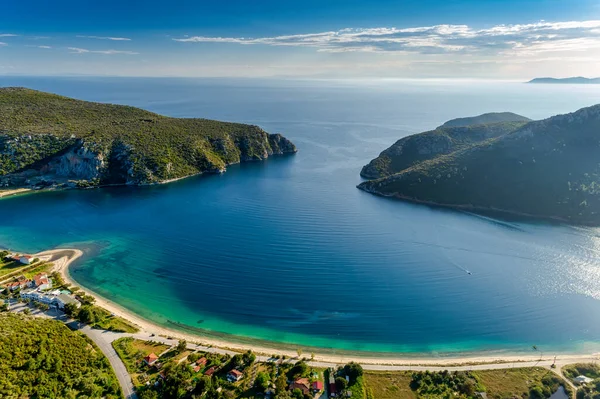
[359,104,600,224]
[563,364,600,399]
[0,87,296,188]
[360,113,529,179]
[0,313,121,398]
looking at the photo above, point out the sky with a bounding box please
[1,0,600,79]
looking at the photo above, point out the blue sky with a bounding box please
[1,0,600,78]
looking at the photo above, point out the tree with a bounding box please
[342,362,364,384]
[296,348,303,358]
[275,374,288,394]
[242,350,256,366]
[335,377,348,392]
[292,388,304,399]
[63,302,79,317]
[255,372,269,391]
[138,389,160,399]
[288,361,308,379]
[176,339,187,353]
[23,308,30,315]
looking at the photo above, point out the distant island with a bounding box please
[0,88,296,193]
[528,77,600,84]
[359,105,600,224]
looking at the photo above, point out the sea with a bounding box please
[1,76,599,356]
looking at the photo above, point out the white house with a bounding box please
[574,375,594,385]
[20,289,80,310]
[19,255,34,265]
[32,273,51,290]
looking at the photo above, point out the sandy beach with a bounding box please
[34,248,599,367]
[0,188,32,199]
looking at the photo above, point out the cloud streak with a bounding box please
[68,47,139,55]
[76,35,131,41]
[173,20,600,55]
[0,34,17,38]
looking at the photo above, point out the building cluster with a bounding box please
[2,271,81,311]
[4,272,51,292]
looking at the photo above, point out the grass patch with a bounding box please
[364,371,416,399]
[365,367,570,399]
[112,337,170,373]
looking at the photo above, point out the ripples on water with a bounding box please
[0,77,600,354]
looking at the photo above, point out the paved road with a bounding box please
[8,302,137,399]
[68,321,138,399]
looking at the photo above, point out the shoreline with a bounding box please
[356,184,586,226]
[29,247,600,367]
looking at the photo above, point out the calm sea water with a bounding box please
[1,76,600,355]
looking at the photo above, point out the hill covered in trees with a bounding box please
[360,113,530,179]
[0,88,296,189]
[0,313,121,398]
[359,104,600,225]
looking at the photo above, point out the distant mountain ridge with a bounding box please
[528,77,600,84]
[359,105,600,224]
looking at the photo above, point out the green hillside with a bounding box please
[359,104,600,224]
[0,87,296,188]
[0,313,121,398]
[360,113,529,179]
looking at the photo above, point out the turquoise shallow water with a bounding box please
[1,77,600,355]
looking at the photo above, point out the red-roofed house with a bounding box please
[33,273,51,290]
[196,357,207,366]
[227,369,244,382]
[290,378,310,395]
[204,367,216,376]
[4,280,31,291]
[144,353,159,366]
[312,381,324,393]
[193,365,202,373]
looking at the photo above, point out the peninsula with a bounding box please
[359,104,600,224]
[528,77,600,84]
[0,88,296,194]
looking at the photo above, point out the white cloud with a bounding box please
[76,35,131,41]
[38,45,52,49]
[68,47,139,55]
[0,42,6,47]
[0,34,17,38]
[173,20,600,55]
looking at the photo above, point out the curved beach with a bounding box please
[37,247,599,368]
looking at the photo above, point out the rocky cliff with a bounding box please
[0,88,297,190]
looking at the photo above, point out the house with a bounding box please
[193,365,202,373]
[574,375,594,385]
[312,381,324,393]
[144,353,159,366]
[204,367,216,376]
[196,357,207,366]
[5,279,31,291]
[19,255,34,265]
[33,273,51,290]
[227,369,244,382]
[290,378,311,395]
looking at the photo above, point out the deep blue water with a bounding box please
[1,76,600,355]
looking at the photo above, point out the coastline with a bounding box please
[356,184,584,225]
[31,247,599,367]
[0,188,32,199]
